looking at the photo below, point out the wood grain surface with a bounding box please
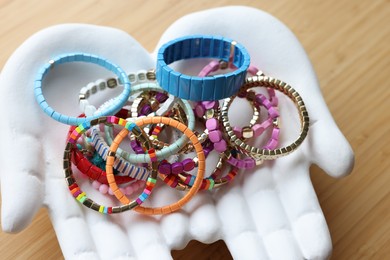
[0,0,388,259]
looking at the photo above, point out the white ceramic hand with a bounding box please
[155,6,354,259]
[0,6,354,260]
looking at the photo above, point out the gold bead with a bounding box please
[205,109,215,119]
[107,78,117,88]
[242,126,254,139]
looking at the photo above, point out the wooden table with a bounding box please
[0,0,388,259]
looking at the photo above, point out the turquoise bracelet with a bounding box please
[34,53,131,125]
[156,35,250,101]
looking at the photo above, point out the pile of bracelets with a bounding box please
[34,35,309,215]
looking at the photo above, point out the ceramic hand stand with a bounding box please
[0,6,354,260]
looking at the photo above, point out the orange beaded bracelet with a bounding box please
[106,116,205,215]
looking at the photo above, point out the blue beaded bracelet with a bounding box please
[34,53,131,125]
[156,35,250,101]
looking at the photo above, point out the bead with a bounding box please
[155,92,168,103]
[99,184,109,194]
[236,160,246,169]
[244,158,255,169]
[182,158,195,171]
[206,118,219,131]
[255,94,267,105]
[92,180,100,189]
[265,139,278,150]
[203,101,217,110]
[269,107,279,118]
[252,124,265,137]
[134,147,144,154]
[205,109,215,119]
[140,105,152,115]
[242,126,254,139]
[214,139,227,152]
[195,104,205,117]
[171,162,184,175]
[272,128,280,139]
[158,162,171,175]
[209,130,222,143]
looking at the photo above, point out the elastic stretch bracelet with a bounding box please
[156,35,250,101]
[64,116,157,214]
[35,53,131,125]
[221,75,310,161]
[79,69,156,116]
[106,116,205,215]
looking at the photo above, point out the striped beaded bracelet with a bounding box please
[63,116,157,214]
[107,116,205,215]
[35,53,131,125]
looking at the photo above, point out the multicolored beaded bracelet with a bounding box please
[156,35,250,101]
[63,116,157,214]
[221,74,310,161]
[106,116,205,215]
[35,53,131,125]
